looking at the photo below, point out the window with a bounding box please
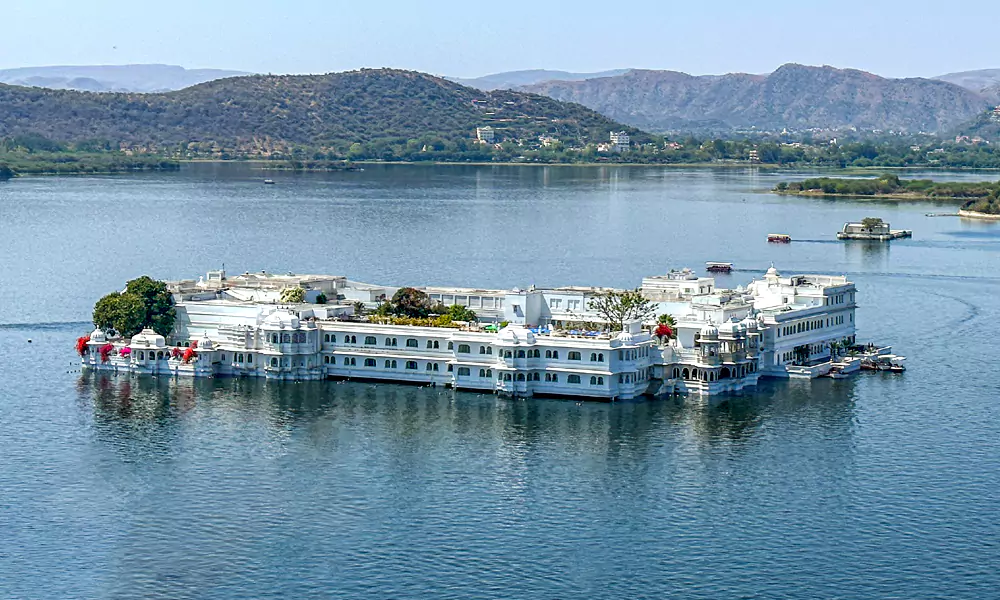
[427,340,434,349]
[503,350,512,358]
[530,349,540,358]
[479,369,486,378]
[480,346,487,354]
[567,375,581,384]
[486,347,493,355]
[458,367,471,376]
[516,373,525,381]
[384,338,394,346]
[324,334,330,342]
[270,357,278,367]
[448,341,453,350]
[551,350,559,359]
[458,344,471,354]
[426,363,434,371]
[406,339,418,348]
[486,369,492,378]
[568,351,581,361]
[531,373,540,381]
[282,334,290,343]
[516,350,525,358]
[545,350,552,358]
[447,364,453,372]
[365,336,377,345]
[364,358,376,367]
[406,361,418,370]
[503,373,512,381]
[385,360,392,368]
[545,373,559,383]
[350,335,357,344]
[247,354,252,364]
[433,363,439,371]
[590,376,597,385]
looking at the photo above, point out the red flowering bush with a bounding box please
[171,347,183,359]
[76,336,90,356]
[182,348,196,363]
[655,324,674,339]
[99,344,114,363]
[190,340,198,349]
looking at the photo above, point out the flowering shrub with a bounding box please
[99,344,114,362]
[171,347,183,359]
[190,340,198,349]
[182,348,196,363]
[655,324,674,339]
[76,336,90,356]
[119,347,132,357]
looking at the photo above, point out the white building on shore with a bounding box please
[80,266,870,400]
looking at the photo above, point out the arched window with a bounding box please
[568,351,581,361]
[384,360,392,368]
[479,369,486,378]
[458,344,471,353]
[551,350,559,359]
[598,353,605,362]
[516,373,525,381]
[433,363,439,371]
[550,373,559,383]
[503,373,512,381]
[434,341,440,349]
[590,376,597,385]
[391,360,397,368]
[486,347,493,355]
[365,336,377,345]
[406,338,418,348]
[324,334,330,342]
[426,363,434,371]
[458,367,471,376]
[567,374,581,384]
[330,334,336,343]
[448,341,453,350]
[271,334,278,344]
[597,377,604,385]
[447,364,453,372]
[392,338,397,346]
[619,350,624,361]
[682,368,690,379]
[480,346,487,354]
[385,338,393,346]
[590,353,597,362]
[532,373,540,381]
[545,373,552,382]
[486,369,492,378]
[426,340,434,349]
[545,350,552,358]
[364,358,376,367]
[515,350,524,358]
[270,357,278,367]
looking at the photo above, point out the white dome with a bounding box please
[741,315,759,330]
[262,310,300,330]
[89,328,107,342]
[197,335,214,350]
[766,265,780,278]
[699,323,719,339]
[130,328,166,348]
[718,317,744,336]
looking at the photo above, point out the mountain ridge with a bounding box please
[0,64,249,93]
[521,63,991,134]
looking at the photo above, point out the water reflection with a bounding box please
[78,372,858,458]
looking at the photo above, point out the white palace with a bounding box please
[81,266,867,400]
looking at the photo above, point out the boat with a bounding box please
[860,354,906,373]
[767,234,791,243]
[705,262,733,273]
[263,179,276,185]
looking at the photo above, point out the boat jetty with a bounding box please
[837,218,911,241]
[79,265,899,401]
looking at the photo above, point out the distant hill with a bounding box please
[521,64,991,134]
[956,108,1000,141]
[0,69,646,152]
[934,68,1000,101]
[450,69,630,91]
[0,64,248,93]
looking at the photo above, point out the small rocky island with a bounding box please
[774,174,1000,219]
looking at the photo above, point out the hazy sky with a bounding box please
[2,0,996,78]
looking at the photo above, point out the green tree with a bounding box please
[92,292,147,338]
[315,292,328,305]
[657,313,676,327]
[280,287,306,303]
[125,276,176,336]
[588,288,655,331]
[390,287,431,318]
[446,304,477,322]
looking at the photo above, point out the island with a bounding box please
[773,174,1000,219]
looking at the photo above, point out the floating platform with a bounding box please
[837,230,911,241]
[705,262,733,273]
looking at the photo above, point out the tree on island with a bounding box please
[588,288,655,332]
[388,287,433,318]
[280,287,305,303]
[92,276,176,338]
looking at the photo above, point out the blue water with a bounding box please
[1,164,998,598]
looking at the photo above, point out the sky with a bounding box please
[2,0,997,78]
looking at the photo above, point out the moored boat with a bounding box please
[705,262,733,273]
[767,234,791,243]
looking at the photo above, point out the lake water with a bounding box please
[1,164,998,598]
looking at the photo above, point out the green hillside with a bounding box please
[0,69,648,159]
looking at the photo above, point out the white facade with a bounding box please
[610,131,630,152]
[81,266,868,399]
[476,126,495,143]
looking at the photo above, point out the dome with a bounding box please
[699,323,719,339]
[765,264,780,278]
[197,335,214,350]
[130,328,166,348]
[262,310,300,330]
[89,328,107,342]
[741,315,759,330]
[718,318,744,336]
